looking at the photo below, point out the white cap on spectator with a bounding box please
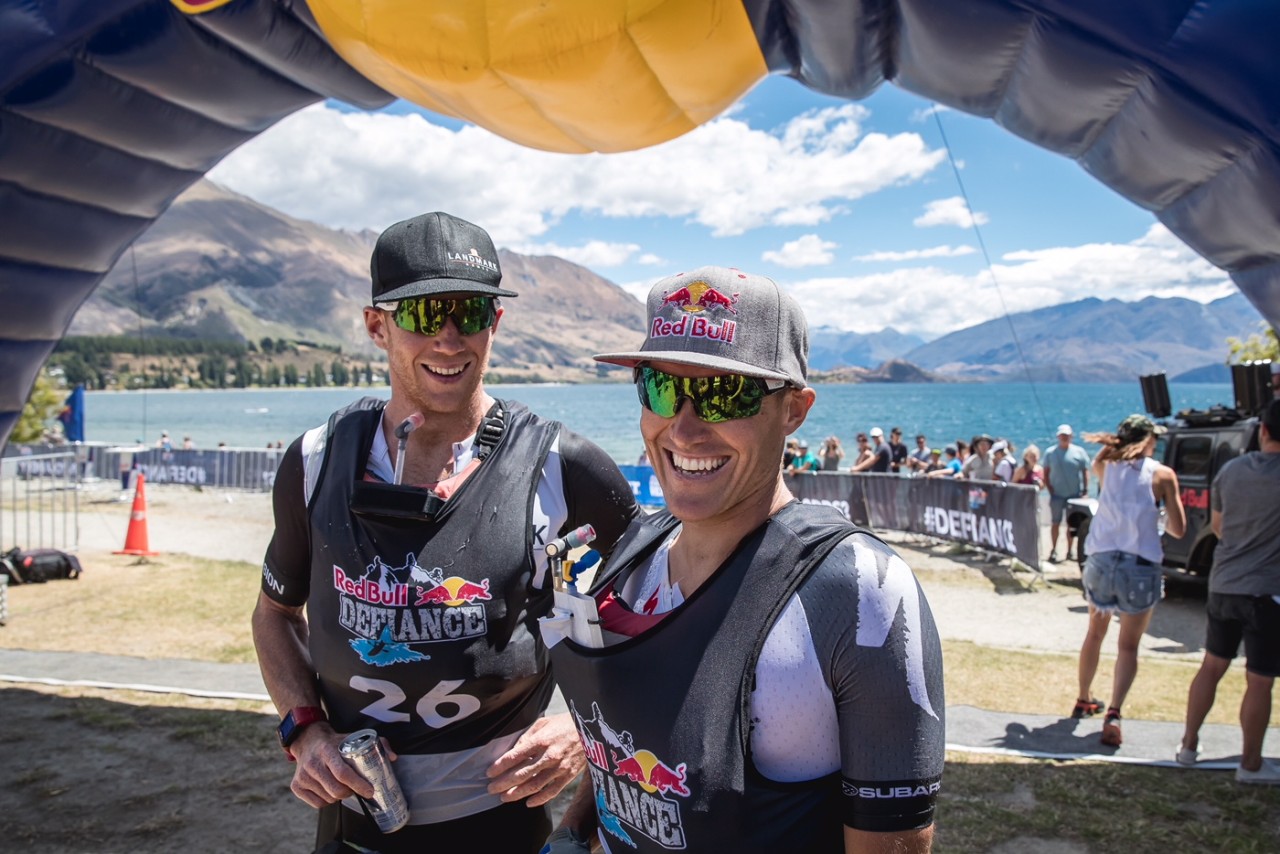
[870,427,884,438]
[991,440,1008,454]
[1056,424,1073,436]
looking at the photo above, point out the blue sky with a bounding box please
[209,75,1234,341]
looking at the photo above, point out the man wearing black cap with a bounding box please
[251,212,637,852]
[543,267,945,853]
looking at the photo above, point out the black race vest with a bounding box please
[307,397,559,755]
[550,502,861,853]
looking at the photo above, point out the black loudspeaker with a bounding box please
[1231,362,1271,416]
[1140,373,1172,418]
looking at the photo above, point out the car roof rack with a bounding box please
[1174,406,1247,428]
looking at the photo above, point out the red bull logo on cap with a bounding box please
[653,279,739,347]
[659,279,740,315]
[571,701,690,849]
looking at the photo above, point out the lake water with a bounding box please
[80,382,1234,466]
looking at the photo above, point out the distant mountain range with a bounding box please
[77,181,646,382]
[901,293,1259,383]
[808,326,926,371]
[73,180,1263,383]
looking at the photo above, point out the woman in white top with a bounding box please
[1074,414,1186,747]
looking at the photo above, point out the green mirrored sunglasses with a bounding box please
[635,365,786,423]
[389,296,497,336]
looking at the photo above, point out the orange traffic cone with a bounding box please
[114,472,159,557]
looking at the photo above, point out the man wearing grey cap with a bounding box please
[251,212,637,852]
[543,267,944,853]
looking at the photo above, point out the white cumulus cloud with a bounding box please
[210,102,946,242]
[914,197,988,229]
[762,234,837,268]
[617,278,659,302]
[513,240,641,268]
[855,245,977,262]
[782,224,1232,338]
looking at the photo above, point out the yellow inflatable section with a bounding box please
[304,0,769,153]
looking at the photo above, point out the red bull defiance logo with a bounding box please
[652,279,739,347]
[572,701,690,850]
[334,554,491,666]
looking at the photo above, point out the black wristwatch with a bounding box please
[278,706,326,759]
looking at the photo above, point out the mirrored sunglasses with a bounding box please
[389,296,497,336]
[634,365,786,423]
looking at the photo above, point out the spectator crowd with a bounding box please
[783,424,1089,494]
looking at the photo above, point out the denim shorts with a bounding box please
[1050,495,1072,524]
[1083,550,1163,614]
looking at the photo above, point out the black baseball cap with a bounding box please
[1263,398,1280,437]
[370,212,518,303]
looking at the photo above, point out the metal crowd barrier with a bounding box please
[3,443,286,496]
[1,450,81,553]
[84,446,285,492]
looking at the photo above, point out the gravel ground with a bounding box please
[59,479,1210,660]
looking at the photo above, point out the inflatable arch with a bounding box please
[2,0,1278,447]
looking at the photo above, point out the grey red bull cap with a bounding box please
[594,266,808,387]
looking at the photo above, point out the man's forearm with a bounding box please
[252,593,322,715]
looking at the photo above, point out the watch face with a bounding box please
[278,707,324,749]
[278,711,298,747]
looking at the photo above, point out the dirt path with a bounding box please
[0,685,315,853]
[70,482,1209,659]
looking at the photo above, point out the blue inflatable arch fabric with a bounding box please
[1,0,1278,448]
[0,0,391,446]
[746,0,1280,322]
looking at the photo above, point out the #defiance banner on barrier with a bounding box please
[786,472,1040,566]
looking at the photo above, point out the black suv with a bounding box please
[1143,365,1270,584]
[1070,364,1271,585]
[1155,407,1260,582]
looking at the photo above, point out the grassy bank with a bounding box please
[2,552,1267,726]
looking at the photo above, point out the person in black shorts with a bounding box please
[1178,399,1280,784]
[251,212,638,852]
[541,266,945,853]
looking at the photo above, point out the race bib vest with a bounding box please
[307,397,559,755]
[550,503,861,853]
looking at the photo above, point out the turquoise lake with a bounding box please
[80,382,1234,466]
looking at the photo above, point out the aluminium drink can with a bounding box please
[339,729,410,833]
